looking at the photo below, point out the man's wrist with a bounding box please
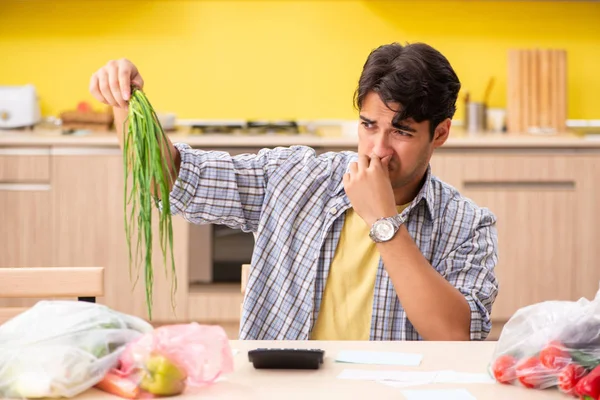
[366,216,390,226]
[366,209,398,226]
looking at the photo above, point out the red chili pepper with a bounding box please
[492,354,518,384]
[557,363,587,396]
[540,340,571,370]
[575,365,600,400]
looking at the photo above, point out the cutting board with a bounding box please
[507,49,567,135]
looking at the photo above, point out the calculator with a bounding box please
[248,348,325,369]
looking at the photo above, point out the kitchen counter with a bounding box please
[1,128,600,149]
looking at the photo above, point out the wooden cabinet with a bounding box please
[0,188,53,268]
[0,149,50,182]
[573,156,600,303]
[51,148,189,322]
[430,151,600,322]
[0,148,53,308]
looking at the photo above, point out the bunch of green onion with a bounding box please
[123,87,177,320]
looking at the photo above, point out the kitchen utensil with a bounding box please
[487,108,506,133]
[0,84,41,129]
[156,112,176,131]
[483,77,495,106]
[466,102,487,134]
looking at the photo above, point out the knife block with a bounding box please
[507,49,567,135]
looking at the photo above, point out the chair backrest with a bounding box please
[241,232,257,296]
[0,267,104,324]
[240,264,250,317]
[241,264,250,296]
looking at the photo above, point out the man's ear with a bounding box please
[432,118,451,148]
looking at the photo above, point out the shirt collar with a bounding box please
[411,165,436,220]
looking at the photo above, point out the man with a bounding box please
[90,42,498,341]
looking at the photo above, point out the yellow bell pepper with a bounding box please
[139,354,187,396]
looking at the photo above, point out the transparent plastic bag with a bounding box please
[0,300,153,399]
[95,322,234,399]
[490,285,600,397]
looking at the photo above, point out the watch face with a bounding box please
[374,220,395,241]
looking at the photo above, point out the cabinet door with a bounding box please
[431,153,579,321]
[0,149,50,182]
[0,148,53,309]
[574,156,600,302]
[0,187,54,310]
[0,186,52,268]
[51,148,189,322]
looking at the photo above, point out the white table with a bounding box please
[75,340,565,400]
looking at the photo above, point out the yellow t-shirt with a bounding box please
[311,204,409,340]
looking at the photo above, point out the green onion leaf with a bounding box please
[123,87,178,320]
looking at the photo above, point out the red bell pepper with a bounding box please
[558,363,587,397]
[575,364,600,400]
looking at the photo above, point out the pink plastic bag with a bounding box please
[95,323,234,399]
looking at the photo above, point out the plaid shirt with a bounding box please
[170,143,499,341]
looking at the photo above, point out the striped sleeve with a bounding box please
[169,143,290,232]
[437,208,499,340]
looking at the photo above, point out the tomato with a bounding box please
[558,363,587,396]
[516,356,551,389]
[77,101,92,113]
[540,340,571,370]
[492,354,518,384]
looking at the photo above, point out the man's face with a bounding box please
[357,91,448,201]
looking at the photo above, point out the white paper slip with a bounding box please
[335,350,423,366]
[337,369,437,382]
[338,369,494,387]
[379,380,433,388]
[231,349,240,356]
[434,371,494,384]
[400,389,477,400]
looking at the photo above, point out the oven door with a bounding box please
[188,224,255,284]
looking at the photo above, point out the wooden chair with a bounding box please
[0,267,104,324]
[240,233,256,300]
[240,263,250,317]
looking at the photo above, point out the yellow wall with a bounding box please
[1,0,599,120]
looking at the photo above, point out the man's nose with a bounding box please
[372,133,394,159]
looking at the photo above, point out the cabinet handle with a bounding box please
[52,148,122,156]
[0,148,50,156]
[463,181,575,190]
[0,183,51,191]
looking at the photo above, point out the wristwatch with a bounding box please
[369,214,406,243]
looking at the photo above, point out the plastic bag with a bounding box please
[95,322,234,398]
[0,300,153,399]
[490,285,600,397]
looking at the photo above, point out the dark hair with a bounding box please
[353,42,461,140]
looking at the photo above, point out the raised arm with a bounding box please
[89,58,181,195]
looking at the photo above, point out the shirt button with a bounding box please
[330,207,337,214]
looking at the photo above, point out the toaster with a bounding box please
[0,84,42,129]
